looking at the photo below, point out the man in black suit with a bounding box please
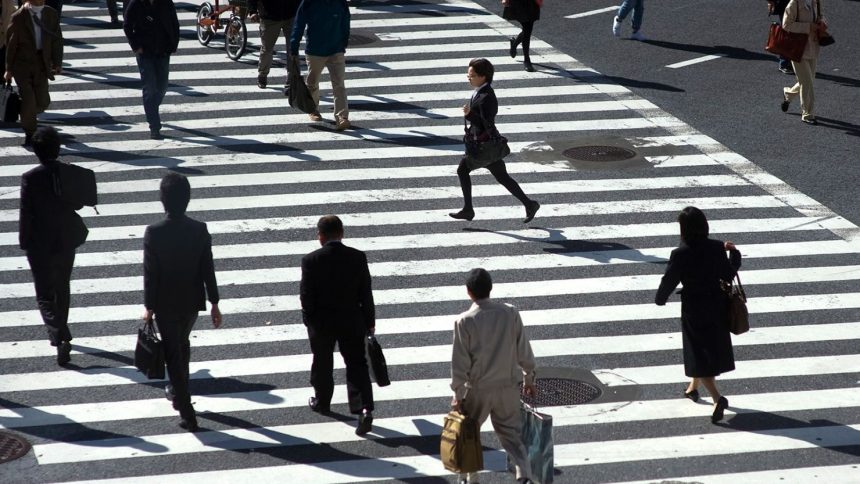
[300,215,375,435]
[19,126,88,366]
[143,173,222,432]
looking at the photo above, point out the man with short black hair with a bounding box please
[143,172,221,432]
[19,126,88,366]
[300,215,376,435]
[451,268,537,484]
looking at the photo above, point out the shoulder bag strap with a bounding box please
[31,11,61,39]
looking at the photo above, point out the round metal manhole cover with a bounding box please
[562,145,637,162]
[348,33,377,46]
[522,378,602,406]
[0,431,31,464]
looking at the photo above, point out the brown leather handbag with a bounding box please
[766,22,807,62]
[721,274,749,335]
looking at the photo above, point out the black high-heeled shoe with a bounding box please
[711,396,729,423]
[449,209,475,221]
[523,59,535,72]
[509,37,518,58]
[683,389,699,402]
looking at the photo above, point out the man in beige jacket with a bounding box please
[451,268,537,484]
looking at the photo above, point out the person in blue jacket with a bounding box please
[289,0,351,131]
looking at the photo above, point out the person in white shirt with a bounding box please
[450,268,537,484]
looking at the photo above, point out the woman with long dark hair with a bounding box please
[655,207,741,423]
[449,58,540,223]
[502,0,541,72]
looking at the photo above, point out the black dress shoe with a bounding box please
[308,396,330,414]
[355,410,373,436]
[683,388,699,402]
[449,209,475,221]
[524,60,535,72]
[56,341,71,366]
[523,201,540,223]
[711,396,728,423]
[781,95,790,112]
[22,134,34,147]
[509,37,517,58]
[179,417,199,432]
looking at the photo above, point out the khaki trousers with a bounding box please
[306,52,348,120]
[257,17,293,78]
[13,63,51,136]
[784,57,816,121]
[458,385,532,482]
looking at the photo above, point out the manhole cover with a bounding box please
[0,431,31,464]
[562,145,636,162]
[348,33,378,46]
[522,378,602,406]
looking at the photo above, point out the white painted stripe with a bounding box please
[5,321,860,392]
[0,99,656,140]
[565,6,618,19]
[61,1,482,15]
[0,192,788,247]
[0,170,732,224]
[666,54,726,69]
[0,115,673,159]
[31,387,860,464]
[2,366,859,429]
[3,215,852,275]
[616,465,860,484]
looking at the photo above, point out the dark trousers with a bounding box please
[514,20,534,60]
[13,62,51,136]
[457,158,531,211]
[156,313,198,417]
[107,0,124,19]
[134,54,170,132]
[307,323,374,414]
[26,249,75,346]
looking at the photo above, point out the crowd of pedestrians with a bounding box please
[9,0,767,481]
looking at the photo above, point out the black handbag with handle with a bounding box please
[721,274,749,335]
[765,4,807,62]
[463,115,510,171]
[135,321,165,379]
[365,334,391,387]
[1,82,20,122]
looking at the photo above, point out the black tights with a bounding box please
[457,158,531,211]
[513,20,535,60]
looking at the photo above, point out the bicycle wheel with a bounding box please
[196,2,215,46]
[225,17,247,60]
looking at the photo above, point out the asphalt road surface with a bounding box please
[1,0,859,483]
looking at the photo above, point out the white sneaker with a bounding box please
[631,30,646,41]
[612,17,622,37]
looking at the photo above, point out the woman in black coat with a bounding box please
[502,0,541,71]
[449,58,540,223]
[655,206,741,423]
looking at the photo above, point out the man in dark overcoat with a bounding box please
[300,215,376,435]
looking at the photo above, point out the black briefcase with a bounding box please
[135,322,165,380]
[366,335,391,387]
[53,162,98,207]
[1,82,20,122]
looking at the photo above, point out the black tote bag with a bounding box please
[365,335,391,387]
[135,321,165,380]
[287,55,318,114]
[463,118,511,171]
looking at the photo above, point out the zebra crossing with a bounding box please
[1,0,859,482]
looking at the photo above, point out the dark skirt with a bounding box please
[680,300,735,377]
[502,0,540,23]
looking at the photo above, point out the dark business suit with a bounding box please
[457,83,531,210]
[300,240,374,413]
[19,160,88,346]
[143,214,219,415]
[655,239,742,377]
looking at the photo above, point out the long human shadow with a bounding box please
[0,397,169,453]
[307,123,459,150]
[348,0,487,16]
[812,116,860,137]
[815,72,860,89]
[462,226,666,265]
[718,407,860,458]
[642,40,775,62]
[40,109,131,132]
[160,123,319,160]
[349,94,448,120]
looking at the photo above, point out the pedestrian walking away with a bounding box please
[18,127,89,367]
[0,0,17,66]
[4,0,63,147]
[106,0,124,25]
[780,0,827,125]
[612,0,646,40]
[143,173,222,433]
[502,0,541,72]
[289,0,351,130]
[300,215,376,435]
[248,0,299,91]
[450,268,537,484]
[767,0,793,74]
[450,58,540,224]
[123,0,179,140]
[655,206,742,424]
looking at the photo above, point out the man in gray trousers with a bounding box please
[450,268,537,484]
[248,0,299,90]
